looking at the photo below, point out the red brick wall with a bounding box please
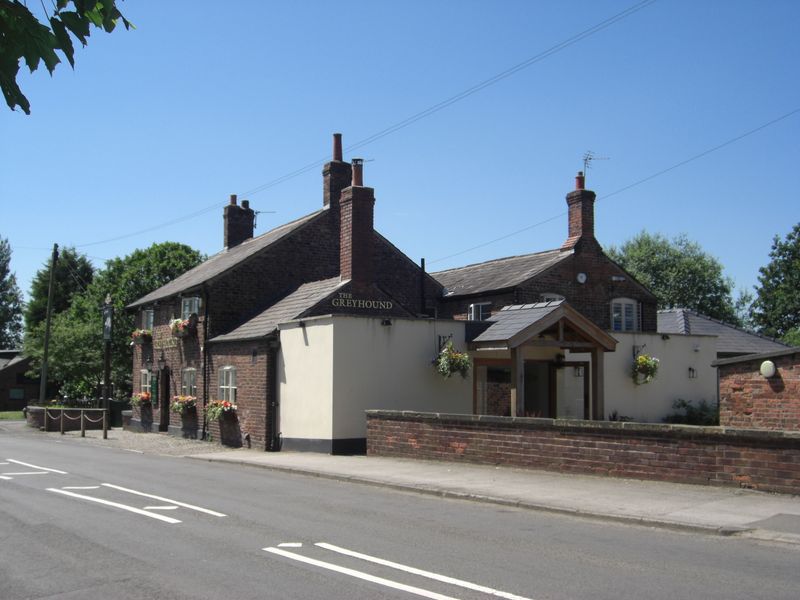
[367,411,800,495]
[719,353,800,431]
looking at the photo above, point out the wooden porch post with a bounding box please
[509,346,525,417]
[591,348,605,420]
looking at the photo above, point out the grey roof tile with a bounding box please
[210,277,344,343]
[471,300,564,343]
[128,209,326,308]
[432,249,571,297]
[657,308,790,356]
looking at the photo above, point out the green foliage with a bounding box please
[0,0,132,114]
[782,328,800,347]
[663,399,718,426]
[24,246,94,332]
[751,223,800,339]
[435,341,471,379]
[206,399,236,421]
[24,242,203,400]
[606,231,739,324]
[0,237,23,348]
[0,411,24,420]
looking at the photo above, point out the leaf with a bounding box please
[50,17,76,68]
[59,11,91,46]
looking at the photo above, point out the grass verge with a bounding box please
[0,411,25,420]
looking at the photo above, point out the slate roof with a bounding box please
[471,301,565,344]
[128,209,325,309]
[657,308,791,356]
[210,277,344,343]
[432,249,571,297]
[0,354,27,372]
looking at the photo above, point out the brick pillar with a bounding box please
[323,133,352,209]
[561,172,598,251]
[339,184,375,288]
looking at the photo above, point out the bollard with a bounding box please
[43,409,48,432]
[60,410,65,435]
[81,409,86,438]
[103,409,108,440]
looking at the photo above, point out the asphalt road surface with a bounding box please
[1,429,798,600]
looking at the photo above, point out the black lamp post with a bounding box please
[102,294,113,411]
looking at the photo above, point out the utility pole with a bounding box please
[38,244,58,404]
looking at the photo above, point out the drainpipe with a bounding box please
[201,284,210,441]
[266,336,281,451]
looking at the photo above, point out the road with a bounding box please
[1,428,798,600]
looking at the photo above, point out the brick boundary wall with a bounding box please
[366,411,800,495]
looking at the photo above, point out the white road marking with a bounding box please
[47,488,181,524]
[0,462,9,465]
[263,547,460,600]
[278,542,303,548]
[63,486,101,490]
[2,471,47,476]
[122,449,144,454]
[0,476,11,480]
[7,459,67,474]
[101,483,226,517]
[316,543,534,600]
[144,505,179,511]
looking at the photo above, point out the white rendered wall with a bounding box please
[331,316,472,440]
[569,332,717,422]
[277,318,334,441]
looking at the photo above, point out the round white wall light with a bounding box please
[760,360,776,378]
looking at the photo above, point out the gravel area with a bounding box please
[1,420,243,457]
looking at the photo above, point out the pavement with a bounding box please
[5,420,800,544]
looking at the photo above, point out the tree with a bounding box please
[751,223,800,341]
[0,236,23,347]
[606,231,739,324]
[24,246,94,332]
[25,242,203,399]
[0,0,131,114]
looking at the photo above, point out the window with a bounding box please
[181,296,201,320]
[468,302,491,321]
[142,309,154,330]
[540,293,565,302]
[611,298,640,332]
[182,368,197,396]
[139,369,152,393]
[218,366,237,402]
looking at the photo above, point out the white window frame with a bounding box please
[139,369,152,393]
[468,302,491,321]
[181,296,201,320]
[611,298,640,332]
[218,366,237,402]
[540,293,565,302]
[181,368,197,397]
[142,308,154,330]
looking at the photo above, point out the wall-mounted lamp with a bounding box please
[574,365,585,378]
[688,367,697,379]
[145,357,153,372]
[157,351,166,371]
[554,354,565,369]
[381,318,392,327]
[760,360,776,378]
[661,334,670,340]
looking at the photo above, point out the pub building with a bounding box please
[129,134,706,452]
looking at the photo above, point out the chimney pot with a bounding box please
[241,199,250,209]
[230,194,238,205]
[575,171,585,190]
[333,133,343,162]
[352,158,364,187]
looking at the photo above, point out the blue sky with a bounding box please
[2,0,798,305]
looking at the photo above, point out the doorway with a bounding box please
[159,367,170,432]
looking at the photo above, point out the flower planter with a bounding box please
[218,411,242,448]
[180,407,199,439]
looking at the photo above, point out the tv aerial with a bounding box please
[582,151,610,183]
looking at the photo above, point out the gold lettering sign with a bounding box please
[154,338,179,350]
[331,292,393,311]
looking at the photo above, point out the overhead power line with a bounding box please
[429,107,800,265]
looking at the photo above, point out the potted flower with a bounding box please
[131,329,152,344]
[434,341,471,379]
[169,317,195,338]
[130,391,152,407]
[206,399,237,420]
[170,395,197,415]
[632,354,660,385]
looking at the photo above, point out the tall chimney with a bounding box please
[323,132,352,208]
[224,194,255,249]
[339,160,375,288]
[561,171,598,251]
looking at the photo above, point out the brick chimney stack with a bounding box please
[339,158,375,288]
[323,132,352,209]
[224,194,255,249]
[561,171,598,251]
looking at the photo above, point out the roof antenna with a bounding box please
[582,151,610,183]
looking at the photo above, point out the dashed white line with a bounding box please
[144,505,179,511]
[101,483,226,517]
[263,547,460,600]
[2,471,47,476]
[6,459,67,474]
[62,486,101,490]
[47,488,182,524]
[122,449,144,454]
[0,475,11,480]
[278,542,303,548]
[316,543,534,600]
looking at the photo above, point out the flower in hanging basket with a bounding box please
[434,341,471,379]
[169,317,194,338]
[131,329,152,344]
[170,395,197,414]
[632,353,660,385]
[206,399,237,421]
[130,391,152,407]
